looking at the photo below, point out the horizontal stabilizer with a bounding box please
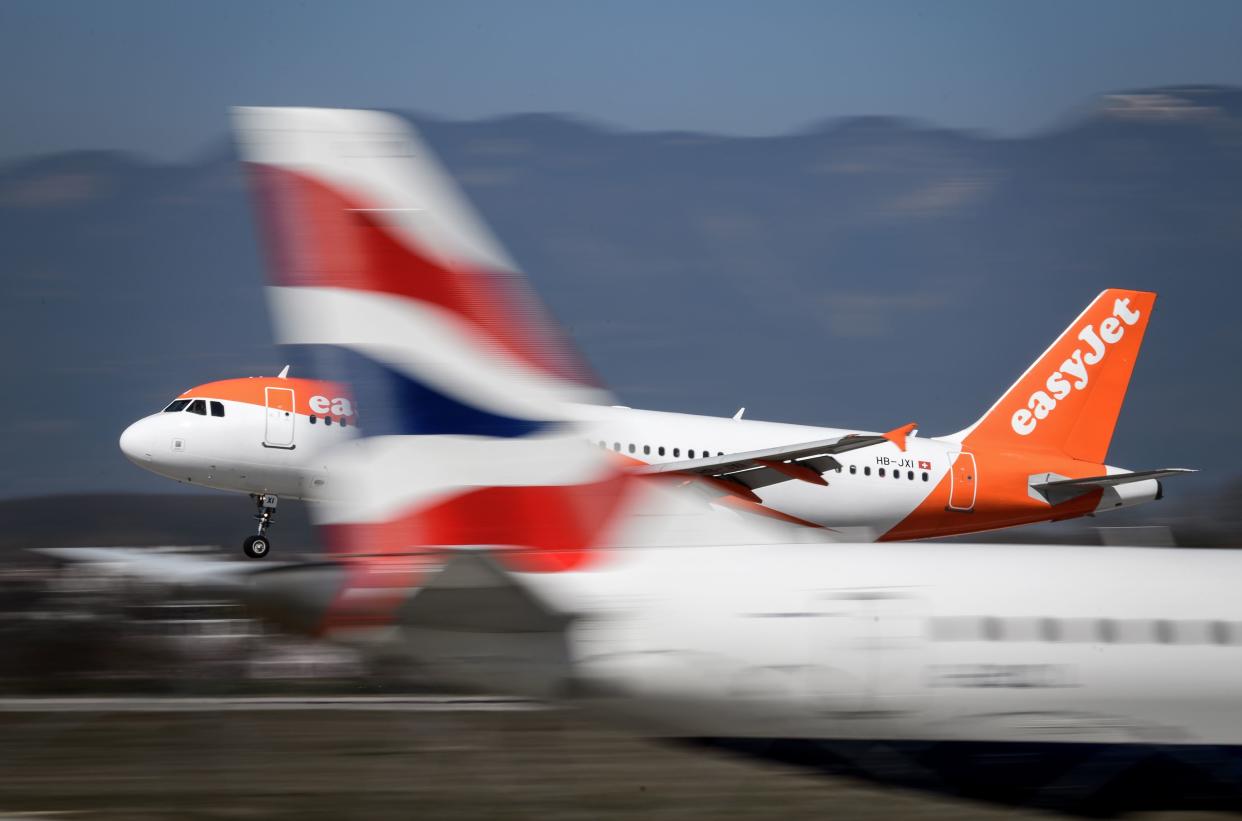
[635,425,914,495]
[1029,468,1196,505]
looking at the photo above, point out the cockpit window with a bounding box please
[163,400,190,413]
[187,399,207,416]
[210,401,225,418]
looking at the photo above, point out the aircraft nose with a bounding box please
[119,418,153,464]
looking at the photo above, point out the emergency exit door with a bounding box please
[948,451,976,511]
[264,387,296,448]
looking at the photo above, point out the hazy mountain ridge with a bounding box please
[2,86,1241,498]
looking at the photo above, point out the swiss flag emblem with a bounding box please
[918,460,931,470]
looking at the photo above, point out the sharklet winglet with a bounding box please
[883,423,918,453]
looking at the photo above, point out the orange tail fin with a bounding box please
[953,289,1156,463]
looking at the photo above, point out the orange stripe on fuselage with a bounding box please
[179,377,353,420]
[881,448,1104,541]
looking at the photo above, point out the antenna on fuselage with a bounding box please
[277,365,290,379]
[732,407,745,420]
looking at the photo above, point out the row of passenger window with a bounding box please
[930,615,1242,646]
[595,440,930,483]
[308,415,349,427]
[598,441,724,459]
[849,464,930,482]
[163,399,225,417]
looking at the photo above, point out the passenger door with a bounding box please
[264,387,296,448]
[948,451,977,511]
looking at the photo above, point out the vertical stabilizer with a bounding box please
[952,289,1156,463]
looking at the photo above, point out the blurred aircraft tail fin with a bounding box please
[233,106,633,561]
[234,107,812,573]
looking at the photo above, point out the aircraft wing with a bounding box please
[1030,468,1196,505]
[634,423,917,501]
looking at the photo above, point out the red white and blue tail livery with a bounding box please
[234,106,680,565]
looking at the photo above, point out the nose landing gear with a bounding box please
[243,493,278,559]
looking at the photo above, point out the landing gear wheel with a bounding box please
[244,493,279,559]
[243,535,270,559]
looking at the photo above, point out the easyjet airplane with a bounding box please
[120,287,1190,558]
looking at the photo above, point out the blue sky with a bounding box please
[2,0,1242,161]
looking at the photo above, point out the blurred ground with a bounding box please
[0,703,1237,821]
[3,512,1242,819]
[0,704,1036,820]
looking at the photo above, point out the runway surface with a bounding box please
[0,695,544,713]
[0,700,1234,820]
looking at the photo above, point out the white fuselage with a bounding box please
[401,541,1242,747]
[119,397,354,499]
[121,397,1155,541]
[575,404,958,539]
